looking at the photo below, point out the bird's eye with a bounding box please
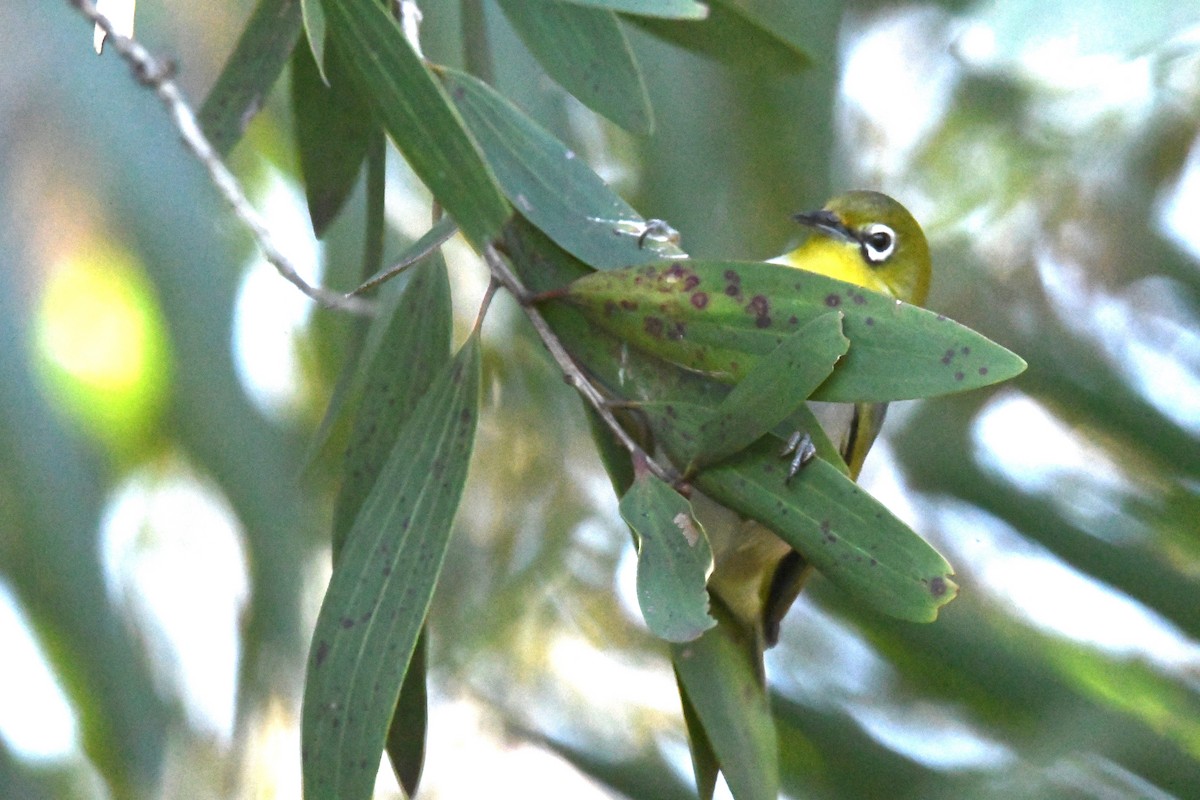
[861,223,896,264]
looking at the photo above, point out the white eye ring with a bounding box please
[861,223,896,264]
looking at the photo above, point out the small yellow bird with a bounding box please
[704,190,932,647]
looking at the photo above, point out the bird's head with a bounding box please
[779,190,931,306]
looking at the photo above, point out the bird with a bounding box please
[702,190,932,650]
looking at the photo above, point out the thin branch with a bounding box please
[69,0,373,315]
[482,245,676,486]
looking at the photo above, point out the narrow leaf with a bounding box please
[620,472,716,642]
[649,402,957,622]
[632,0,810,74]
[444,68,682,269]
[385,625,428,797]
[302,334,480,800]
[563,0,708,18]
[691,311,848,470]
[300,0,328,71]
[671,602,778,800]
[676,670,720,800]
[322,0,510,249]
[352,215,458,295]
[333,258,453,553]
[496,0,653,134]
[291,36,375,236]
[557,259,1028,402]
[199,0,304,156]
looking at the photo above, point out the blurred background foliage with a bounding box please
[2,1,1199,798]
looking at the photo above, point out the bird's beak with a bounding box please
[792,209,856,243]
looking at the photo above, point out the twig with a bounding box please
[482,245,676,485]
[69,0,373,315]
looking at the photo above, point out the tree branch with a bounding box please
[482,245,676,486]
[68,0,372,315]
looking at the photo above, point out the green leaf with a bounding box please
[690,311,848,470]
[649,403,958,622]
[676,676,720,800]
[301,137,388,471]
[443,68,682,269]
[291,36,375,236]
[199,0,304,156]
[302,334,480,800]
[322,0,510,249]
[565,0,708,17]
[619,471,716,642]
[352,215,458,295]
[333,257,453,554]
[632,0,810,74]
[495,0,654,134]
[385,625,428,797]
[556,259,1028,402]
[671,601,778,800]
[300,0,328,73]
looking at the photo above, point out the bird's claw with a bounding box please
[780,430,816,483]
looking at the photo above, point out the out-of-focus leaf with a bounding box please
[0,233,169,800]
[332,257,453,554]
[619,471,715,642]
[495,0,653,134]
[632,0,810,74]
[677,674,720,800]
[300,0,327,70]
[564,0,708,18]
[385,625,428,797]
[301,136,388,470]
[291,35,374,236]
[443,67,682,269]
[646,402,958,622]
[302,334,480,800]
[507,720,699,800]
[322,0,510,249]
[556,259,1027,402]
[690,311,847,470]
[671,602,778,800]
[199,0,304,156]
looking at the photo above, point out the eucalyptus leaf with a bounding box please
[557,259,1028,402]
[302,335,480,800]
[690,311,848,470]
[563,0,708,18]
[291,36,374,236]
[677,676,720,800]
[322,0,510,249]
[632,0,810,74]
[671,601,778,800]
[444,68,682,269]
[332,257,452,554]
[495,0,654,133]
[620,471,716,642]
[352,215,458,296]
[300,0,327,72]
[198,0,303,156]
[385,625,428,797]
[648,402,958,623]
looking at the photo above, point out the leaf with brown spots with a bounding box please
[556,259,1026,403]
[301,334,480,800]
[689,311,848,471]
[645,402,958,623]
